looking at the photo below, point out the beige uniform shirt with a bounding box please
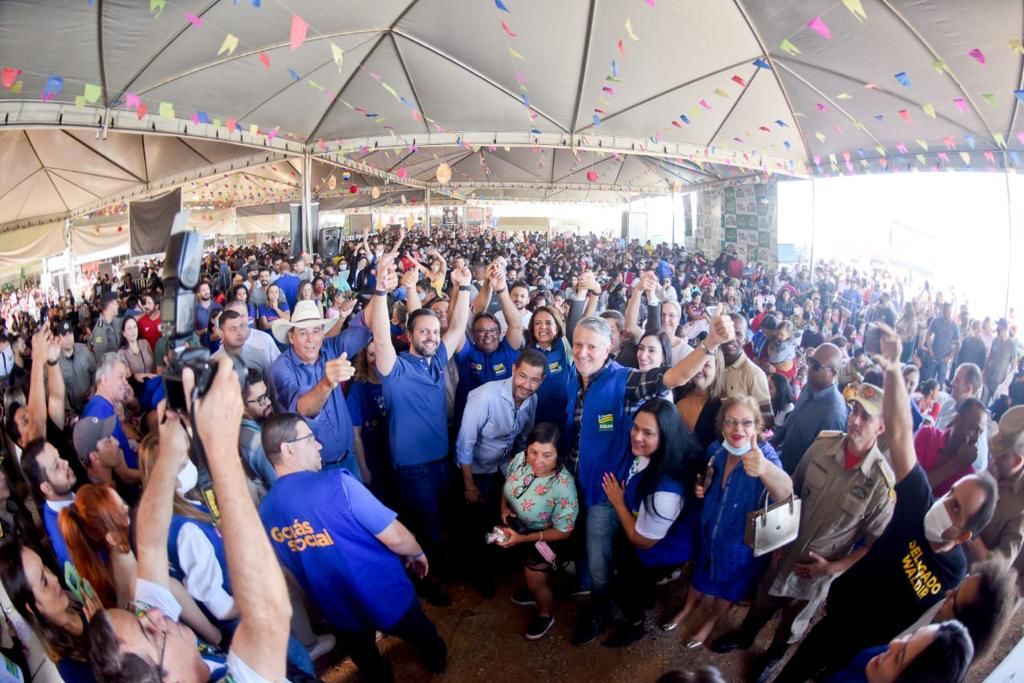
[769,431,896,604]
[979,466,1024,565]
[723,354,771,408]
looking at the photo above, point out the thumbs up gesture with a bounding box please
[705,303,735,349]
[741,433,767,477]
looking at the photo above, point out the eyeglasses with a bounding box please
[513,473,536,499]
[723,418,756,429]
[286,433,316,445]
[476,327,500,337]
[246,393,271,405]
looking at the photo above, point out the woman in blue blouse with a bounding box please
[347,346,391,503]
[662,395,792,648]
[601,397,704,647]
[526,306,576,430]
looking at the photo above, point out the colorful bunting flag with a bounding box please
[932,59,948,75]
[952,97,966,113]
[42,75,63,101]
[815,131,826,142]
[779,39,801,55]
[981,93,997,106]
[841,0,867,21]
[125,93,141,110]
[218,33,239,56]
[159,101,174,119]
[501,19,516,37]
[894,72,911,88]
[290,15,308,50]
[714,88,729,98]
[836,93,852,100]
[753,58,771,69]
[967,48,986,64]
[897,109,912,123]
[259,51,270,68]
[1,67,21,89]
[287,67,300,81]
[83,83,102,103]
[993,132,1006,148]
[331,43,343,71]
[1011,39,1024,55]
[960,151,970,164]
[509,47,525,60]
[495,0,510,12]
[732,74,746,87]
[185,11,202,27]
[150,0,165,17]
[921,103,936,119]
[625,17,639,41]
[807,16,832,40]
[816,103,828,112]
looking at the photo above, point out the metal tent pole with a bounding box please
[301,152,313,255]
[808,178,817,284]
[1003,153,1014,317]
[425,188,431,236]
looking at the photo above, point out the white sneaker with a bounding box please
[308,633,336,660]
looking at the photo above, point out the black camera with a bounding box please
[159,220,247,412]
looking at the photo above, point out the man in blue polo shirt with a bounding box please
[455,261,526,423]
[82,353,140,473]
[19,439,77,573]
[270,299,376,476]
[370,255,471,605]
[259,413,446,680]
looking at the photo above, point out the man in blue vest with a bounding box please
[259,412,446,680]
[567,310,735,646]
[455,260,526,423]
[370,255,471,607]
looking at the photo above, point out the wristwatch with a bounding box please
[459,285,471,292]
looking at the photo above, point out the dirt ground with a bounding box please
[317,568,1023,683]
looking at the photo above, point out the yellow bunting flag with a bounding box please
[916,139,928,151]
[83,83,101,103]
[994,132,1006,148]
[922,103,936,119]
[331,43,344,71]
[836,92,852,100]
[959,151,970,164]
[625,17,639,41]
[150,0,165,17]
[159,102,174,119]
[219,34,239,56]
[815,131,826,142]
[509,47,525,60]
[779,39,801,56]
[932,59,948,74]
[916,154,926,165]
[74,96,86,108]
[841,0,867,21]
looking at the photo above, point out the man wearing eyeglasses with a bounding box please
[771,343,849,473]
[240,369,278,495]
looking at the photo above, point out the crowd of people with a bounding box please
[0,223,1021,683]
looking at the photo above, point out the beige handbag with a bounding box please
[745,492,801,557]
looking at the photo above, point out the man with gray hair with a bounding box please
[81,352,139,470]
[567,310,735,647]
[937,362,989,471]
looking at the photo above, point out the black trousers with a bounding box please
[340,601,447,683]
[772,610,865,683]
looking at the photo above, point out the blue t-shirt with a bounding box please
[271,315,372,464]
[346,381,388,466]
[82,395,137,468]
[275,274,302,311]
[259,469,416,631]
[381,344,450,467]
[44,503,73,573]
[257,298,290,324]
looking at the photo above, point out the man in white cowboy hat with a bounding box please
[968,405,1024,565]
[269,297,377,479]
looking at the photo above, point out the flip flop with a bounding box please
[686,639,704,649]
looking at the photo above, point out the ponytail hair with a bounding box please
[58,484,130,608]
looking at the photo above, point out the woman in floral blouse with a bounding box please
[495,423,578,640]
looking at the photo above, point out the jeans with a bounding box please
[341,601,447,682]
[395,459,449,558]
[465,472,505,585]
[582,501,620,623]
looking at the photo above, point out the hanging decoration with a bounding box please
[436,162,452,185]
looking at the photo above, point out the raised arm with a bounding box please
[401,268,421,316]
[25,329,50,442]
[44,334,66,429]
[663,308,735,389]
[624,278,647,344]
[877,323,916,483]
[442,265,472,355]
[491,263,524,349]
[135,406,188,588]
[194,357,290,681]
[472,276,492,317]
[371,259,399,376]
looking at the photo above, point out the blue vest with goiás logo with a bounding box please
[565,360,633,507]
[455,338,520,422]
[533,338,575,429]
[624,471,699,568]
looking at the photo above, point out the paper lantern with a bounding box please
[436,162,452,185]
[370,186,381,199]
[349,185,358,194]
[672,179,683,193]
[117,226,123,232]
[328,175,337,190]
[586,170,598,182]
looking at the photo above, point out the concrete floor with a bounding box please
[316,570,1023,683]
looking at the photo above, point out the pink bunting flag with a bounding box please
[816,102,828,112]
[878,158,888,168]
[1018,132,1024,145]
[1,67,21,89]
[731,75,746,87]
[645,0,655,6]
[952,97,966,113]
[184,11,203,27]
[967,48,985,64]
[699,99,711,110]
[515,71,527,85]
[943,136,955,149]
[125,93,141,110]
[864,83,879,90]
[501,19,517,37]
[290,15,308,50]
[227,117,237,131]
[897,109,912,123]
[984,151,995,164]
[602,86,615,95]
[618,39,624,57]
[937,152,949,162]
[396,168,408,179]
[267,126,279,141]
[191,113,201,125]
[895,142,908,154]
[842,151,851,163]
[807,16,832,40]
[135,103,148,120]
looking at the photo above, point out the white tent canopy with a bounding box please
[0,0,1021,259]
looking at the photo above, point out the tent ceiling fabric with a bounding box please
[0,0,1021,230]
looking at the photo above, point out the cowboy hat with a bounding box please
[272,300,334,345]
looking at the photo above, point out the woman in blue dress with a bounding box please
[526,306,576,430]
[661,395,792,649]
[601,397,704,647]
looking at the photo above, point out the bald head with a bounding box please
[808,343,842,391]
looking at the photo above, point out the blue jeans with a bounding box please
[582,501,620,622]
[395,459,449,558]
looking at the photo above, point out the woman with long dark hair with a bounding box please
[601,398,704,647]
[526,306,576,429]
[0,542,99,682]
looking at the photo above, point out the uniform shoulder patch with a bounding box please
[817,430,843,439]
[873,458,896,489]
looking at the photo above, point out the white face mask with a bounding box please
[722,439,753,457]
[176,460,199,495]
[923,497,954,544]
